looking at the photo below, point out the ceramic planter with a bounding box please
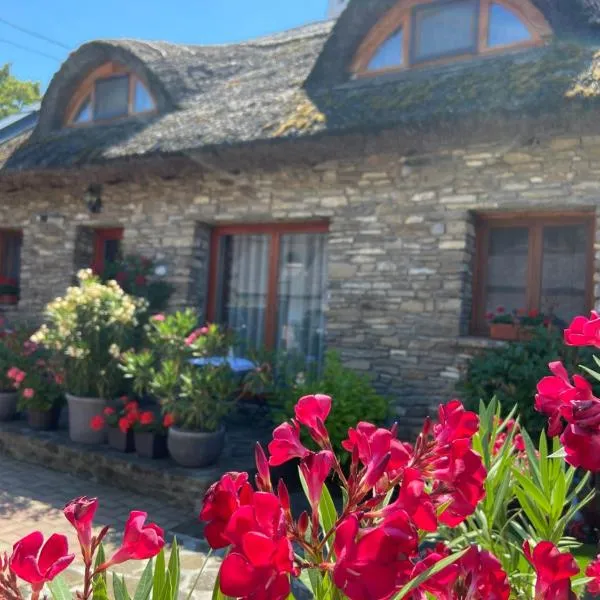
[66,393,106,444]
[135,431,168,459]
[0,391,17,421]
[27,406,61,431]
[167,426,225,468]
[489,323,519,341]
[108,427,135,452]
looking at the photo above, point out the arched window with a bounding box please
[351,0,551,77]
[65,62,156,126]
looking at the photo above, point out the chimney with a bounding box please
[328,0,349,18]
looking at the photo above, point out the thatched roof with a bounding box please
[3,0,600,176]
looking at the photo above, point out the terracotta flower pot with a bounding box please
[135,431,168,459]
[108,427,135,452]
[27,406,61,431]
[66,393,106,444]
[0,391,17,421]
[167,426,225,468]
[489,323,519,341]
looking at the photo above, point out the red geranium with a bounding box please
[139,411,154,426]
[163,413,175,428]
[90,415,105,431]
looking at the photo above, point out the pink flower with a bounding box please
[23,388,34,399]
[523,540,579,600]
[564,311,600,347]
[299,451,334,510]
[54,374,64,385]
[254,443,272,492]
[268,421,309,467]
[586,555,600,595]
[63,497,98,557]
[151,314,165,322]
[102,511,164,567]
[294,394,331,443]
[9,532,74,592]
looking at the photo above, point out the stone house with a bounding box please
[1,0,600,429]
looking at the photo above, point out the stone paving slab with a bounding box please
[0,455,222,599]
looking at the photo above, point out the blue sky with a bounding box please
[1,0,327,90]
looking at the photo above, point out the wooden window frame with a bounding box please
[91,227,123,275]
[0,230,23,305]
[64,62,157,127]
[351,0,552,78]
[471,212,595,335]
[207,222,329,350]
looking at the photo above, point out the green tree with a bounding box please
[0,63,40,119]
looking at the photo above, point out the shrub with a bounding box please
[277,351,389,461]
[457,326,598,436]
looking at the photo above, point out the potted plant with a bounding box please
[90,397,138,452]
[10,343,64,431]
[131,410,171,459]
[486,307,519,340]
[0,323,25,421]
[31,269,146,444]
[121,311,237,467]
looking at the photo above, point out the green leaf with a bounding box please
[393,548,468,599]
[48,575,73,600]
[520,428,543,487]
[153,548,166,600]
[306,568,324,596]
[211,573,235,600]
[513,469,551,514]
[133,559,154,600]
[113,573,131,600]
[92,575,110,600]
[319,484,338,544]
[95,542,107,582]
[548,447,567,459]
[167,538,180,599]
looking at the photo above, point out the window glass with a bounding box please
[94,75,129,121]
[133,79,155,113]
[541,224,588,324]
[216,235,270,354]
[413,0,478,62]
[488,3,532,47]
[485,227,529,316]
[368,29,404,71]
[73,97,92,124]
[277,233,328,367]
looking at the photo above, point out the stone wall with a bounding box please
[3,133,600,430]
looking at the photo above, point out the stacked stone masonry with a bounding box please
[4,134,600,432]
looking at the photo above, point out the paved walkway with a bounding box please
[0,456,221,599]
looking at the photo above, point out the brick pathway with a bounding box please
[0,456,221,599]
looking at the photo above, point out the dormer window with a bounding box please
[352,0,551,76]
[65,62,156,126]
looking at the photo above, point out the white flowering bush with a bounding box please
[31,269,146,398]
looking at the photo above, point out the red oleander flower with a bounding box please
[586,555,600,595]
[219,532,294,600]
[163,413,175,428]
[523,540,579,600]
[90,415,105,431]
[118,417,131,433]
[413,544,509,600]
[63,496,98,556]
[139,411,154,426]
[23,388,34,399]
[102,511,164,567]
[560,425,600,472]
[535,361,593,437]
[200,472,254,549]
[299,451,334,509]
[431,438,487,527]
[434,399,479,446]
[103,406,115,416]
[9,532,74,591]
[342,422,412,489]
[493,418,526,455]
[268,421,309,466]
[254,443,272,492]
[332,513,417,600]
[294,394,331,443]
[564,311,600,347]
[382,467,437,531]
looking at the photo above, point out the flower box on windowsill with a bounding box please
[489,323,520,341]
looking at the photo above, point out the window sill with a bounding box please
[455,336,508,350]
